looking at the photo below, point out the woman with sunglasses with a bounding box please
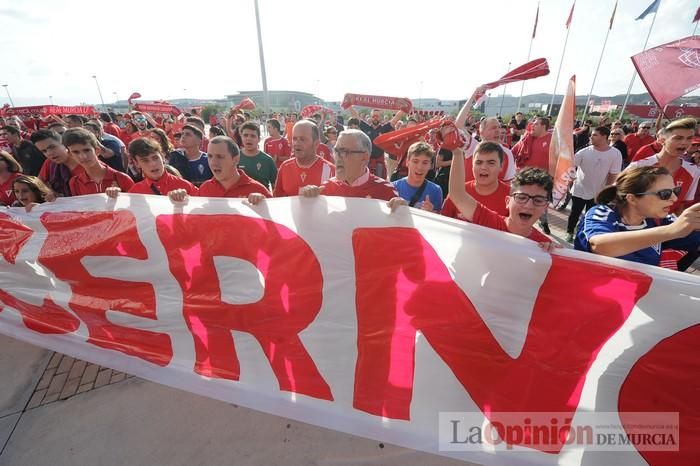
[574,166,700,267]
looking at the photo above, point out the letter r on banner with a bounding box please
[157,214,332,401]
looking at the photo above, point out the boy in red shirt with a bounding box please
[63,128,134,196]
[442,141,511,219]
[169,136,271,203]
[264,119,291,167]
[449,132,553,246]
[106,137,196,198]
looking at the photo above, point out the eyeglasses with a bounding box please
[634,186,682,200]
[510,192,549,206]
[333,148,366,157]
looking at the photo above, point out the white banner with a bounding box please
[1,194,699,465]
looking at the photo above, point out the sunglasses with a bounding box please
[634,186,682,200]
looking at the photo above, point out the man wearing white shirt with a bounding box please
[566,126,622,242]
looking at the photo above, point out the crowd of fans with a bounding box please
[1,89,699,273]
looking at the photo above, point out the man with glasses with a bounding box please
[565,126,622,243]
[626,118,700,216]
[624,122,655,162]
[448,139,554,244]
[348,107,406,179]
[299,129,398,201]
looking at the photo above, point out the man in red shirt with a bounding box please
[442,141,511,220]
[624,122,655,161]
[448,129,553,245]
[170,136,271,201]
[63,128,134,195]
[32,129,83,198]
[274,120,334,197]
[625,117,699,216]
[106,137,196,198]
[631,127,665,162]
[264,119,291,167]
[512,117,552,171]
[299,129,400,202]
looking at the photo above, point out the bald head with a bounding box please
[292,119,321,162]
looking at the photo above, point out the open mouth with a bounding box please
[518,213,533,221]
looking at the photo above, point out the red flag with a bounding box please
[694,6,700,23]
[473,58,550,105]
[609,0,618,29]
[532,3,540,38]
[127,92,141,106]
[631,35,700,108]
[565,1,575,29]
[300,105,334,118]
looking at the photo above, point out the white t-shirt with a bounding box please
[572,145,622,200]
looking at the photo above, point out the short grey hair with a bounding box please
[480,117,499,132]
[338,129,371,153]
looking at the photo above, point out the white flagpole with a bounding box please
[618,10,659,119]
[548,25,572,116]
[582,26,612,121]
[498,62,512,116]
[254,0,270,114]
[516,40,534,113]
[694,21,698,36]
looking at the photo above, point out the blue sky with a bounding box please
[0,0,696,106]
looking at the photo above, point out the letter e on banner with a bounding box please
[39,211,172,366]
[352,227,652,452]
[157,214,332,401]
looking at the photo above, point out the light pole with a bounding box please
[49,95,54,105]
[2,84,15,107]
[418,81,423,110]
[91,75,106,110]
[315,80,320,104]
[112,92,118,104]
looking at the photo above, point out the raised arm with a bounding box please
[448,146,478,222]
[455,85,487,130]
[589,203,700,257]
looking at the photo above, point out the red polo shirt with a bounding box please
[128,171,197,195]
[196,170,271,198]
[69,163,134,195]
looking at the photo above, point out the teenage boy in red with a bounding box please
[105,137,196,198]
[442,141,511,219]
[264,119,291,167]
[169,136,271,202]
[64,128,134,195]
[32,129,83,198]
[274,120,334,197]
[449,128,553,245]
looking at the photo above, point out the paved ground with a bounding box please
[1,206,697,466]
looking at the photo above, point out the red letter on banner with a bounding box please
[352,227,652,452]
[0,213,80,334]
[157,214,332,401]
[39,211,172,366]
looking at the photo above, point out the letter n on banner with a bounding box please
[39,211,172,366]
[156,214,332,401]
[352,227,651,453]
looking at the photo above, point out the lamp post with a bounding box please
[2,84,15,107]
[112,91,118,104]
[91,75,106,110]
[49,95,54,105]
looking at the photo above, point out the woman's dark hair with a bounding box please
[148,128,174,155]
[13,175,50,203]
[596,166,671,207]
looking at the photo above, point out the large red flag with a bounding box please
[631,35,700,108]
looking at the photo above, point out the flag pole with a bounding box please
[618,10,658,120]
[517,2,538,113]
[694,21,698,36]
[498,62,512,116]
[253,0,270,114]
[581,26,612,121]
[548,25,572,116]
